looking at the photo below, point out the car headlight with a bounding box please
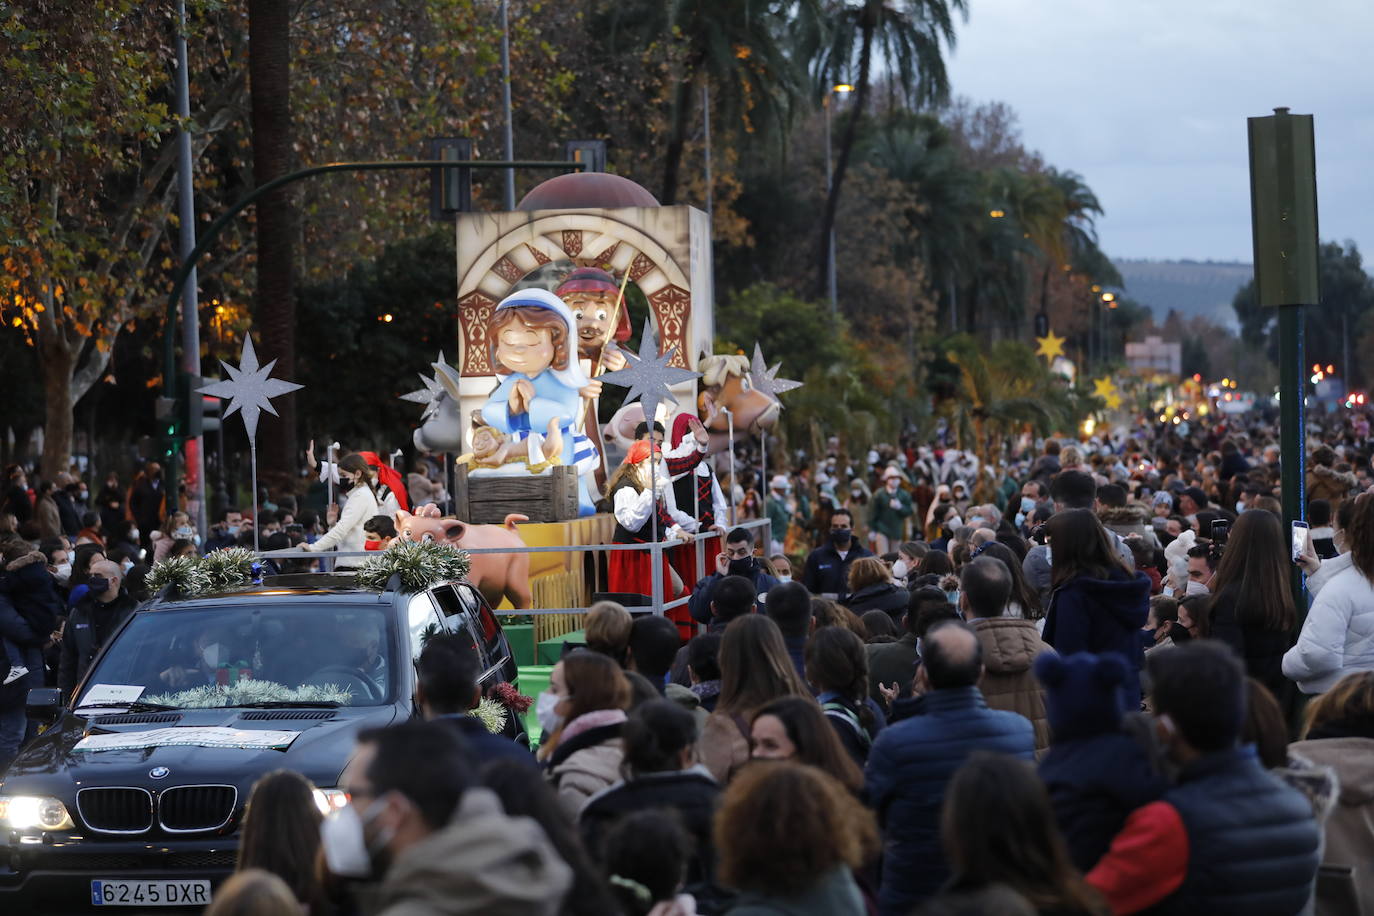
[0,795,75,831]
[311,788,350,816]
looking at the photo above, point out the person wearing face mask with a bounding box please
[156,627,240,691]
[869,466,914,556]
[127,461,165,555]
[58,559,136,701]
[536,651,632,819]
[322,721,571,915]
[688,527,779,626]
[302,454,380,569]
[204,507,244,553]
[151,510,190,564]
[1084,643,1320,915]
[800,508,874,603]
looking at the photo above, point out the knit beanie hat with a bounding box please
[1035,651,1129,742]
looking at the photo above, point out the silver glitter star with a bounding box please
[749,343,804,406]
[598,320,702,428]
[198,333,303,440]
[401,351,450,421]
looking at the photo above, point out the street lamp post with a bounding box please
[824,84,853,314]
[500,0,515,210]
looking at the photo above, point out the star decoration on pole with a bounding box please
[1092,375,1120,409]
[1035,331,1066,361]
[198,333,303,440]
[749,343,804,406]
[400,351,450,421]
[598,320,702,429]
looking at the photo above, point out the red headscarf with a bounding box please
[624,440,661,466]
[357,451,410,512]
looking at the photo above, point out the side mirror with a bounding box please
[26,687,62,725]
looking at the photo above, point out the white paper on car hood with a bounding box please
[74,726,301,752]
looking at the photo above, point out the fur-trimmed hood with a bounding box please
[1098,505,1148,528]
[5,551,45,572]
[1310,464,1358,491]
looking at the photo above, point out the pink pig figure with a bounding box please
[394,504,533,611]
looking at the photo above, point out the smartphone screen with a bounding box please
[1292,520,1310,562]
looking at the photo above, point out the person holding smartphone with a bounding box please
[1284,493,1374,694]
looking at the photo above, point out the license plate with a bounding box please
[91,879,212,907]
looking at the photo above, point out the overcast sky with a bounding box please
[945,0,1374,263]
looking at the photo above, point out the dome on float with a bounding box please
[516,172,660,211]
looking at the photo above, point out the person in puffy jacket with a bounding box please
[1041,509,1150,708]
[959,557,1053,752]
[1284,492,1374,694]
[844,557,909,621]
[1036,652,1165,873]
[1086,642,1320,916]
[864,621,1035,915]
[537,652,631,819]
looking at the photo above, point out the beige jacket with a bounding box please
[1288,736,1374,916]
[373,787,571,916]
[699,710,750,785]
[546,737,625,821]
[971,616,1053,752]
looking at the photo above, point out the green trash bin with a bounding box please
[518,665,554,743]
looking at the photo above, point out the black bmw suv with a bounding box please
[0,572,521,913]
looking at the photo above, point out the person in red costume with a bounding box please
[663,413,729,605]
[606,440,698,641]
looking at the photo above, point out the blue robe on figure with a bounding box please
[480,290,600,516]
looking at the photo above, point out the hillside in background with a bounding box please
[1112,259,1253,329]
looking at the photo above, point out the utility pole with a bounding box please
[174,0,207,539]
[1248,107,1320,611]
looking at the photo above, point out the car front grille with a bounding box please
[157,785,237,833]
[27,849,237,871]
[76,788,154,834]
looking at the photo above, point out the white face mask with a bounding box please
[320,804,372,878]
[892,559,910,580]
[947,516,963,530]
[1235,501,1246,515]
[777,574,792,584]
[128,529,140,542]
[121,560,134,575]
[536,690,564,734]
[53,562,72,583]
[200,642,228,668]
[320,798,391,879]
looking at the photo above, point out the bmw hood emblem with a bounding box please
[149,766,170,779]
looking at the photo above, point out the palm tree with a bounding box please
[798,0,968,299]
[941,335,1074,498]
[602,0,813,205]
[248,0,296,474]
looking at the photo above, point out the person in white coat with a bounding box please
[302,454,379,569]
[1284,492,1374,694]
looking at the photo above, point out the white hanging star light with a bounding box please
[749,342,803,406]
[198,333,303,440]
[400,351,450,421]
[598,320,702,429]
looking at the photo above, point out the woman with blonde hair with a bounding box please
[697,615,809,783]
[845,555,910,620]
[584,600,634,667]
[714,761,877,915]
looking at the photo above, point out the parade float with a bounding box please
[400,171,792,656]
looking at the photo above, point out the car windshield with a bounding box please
[76,603,397,709]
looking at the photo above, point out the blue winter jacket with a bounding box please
[1042,570,1150,707]
[1154,745,1320,916]
[863,685,1035,916]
